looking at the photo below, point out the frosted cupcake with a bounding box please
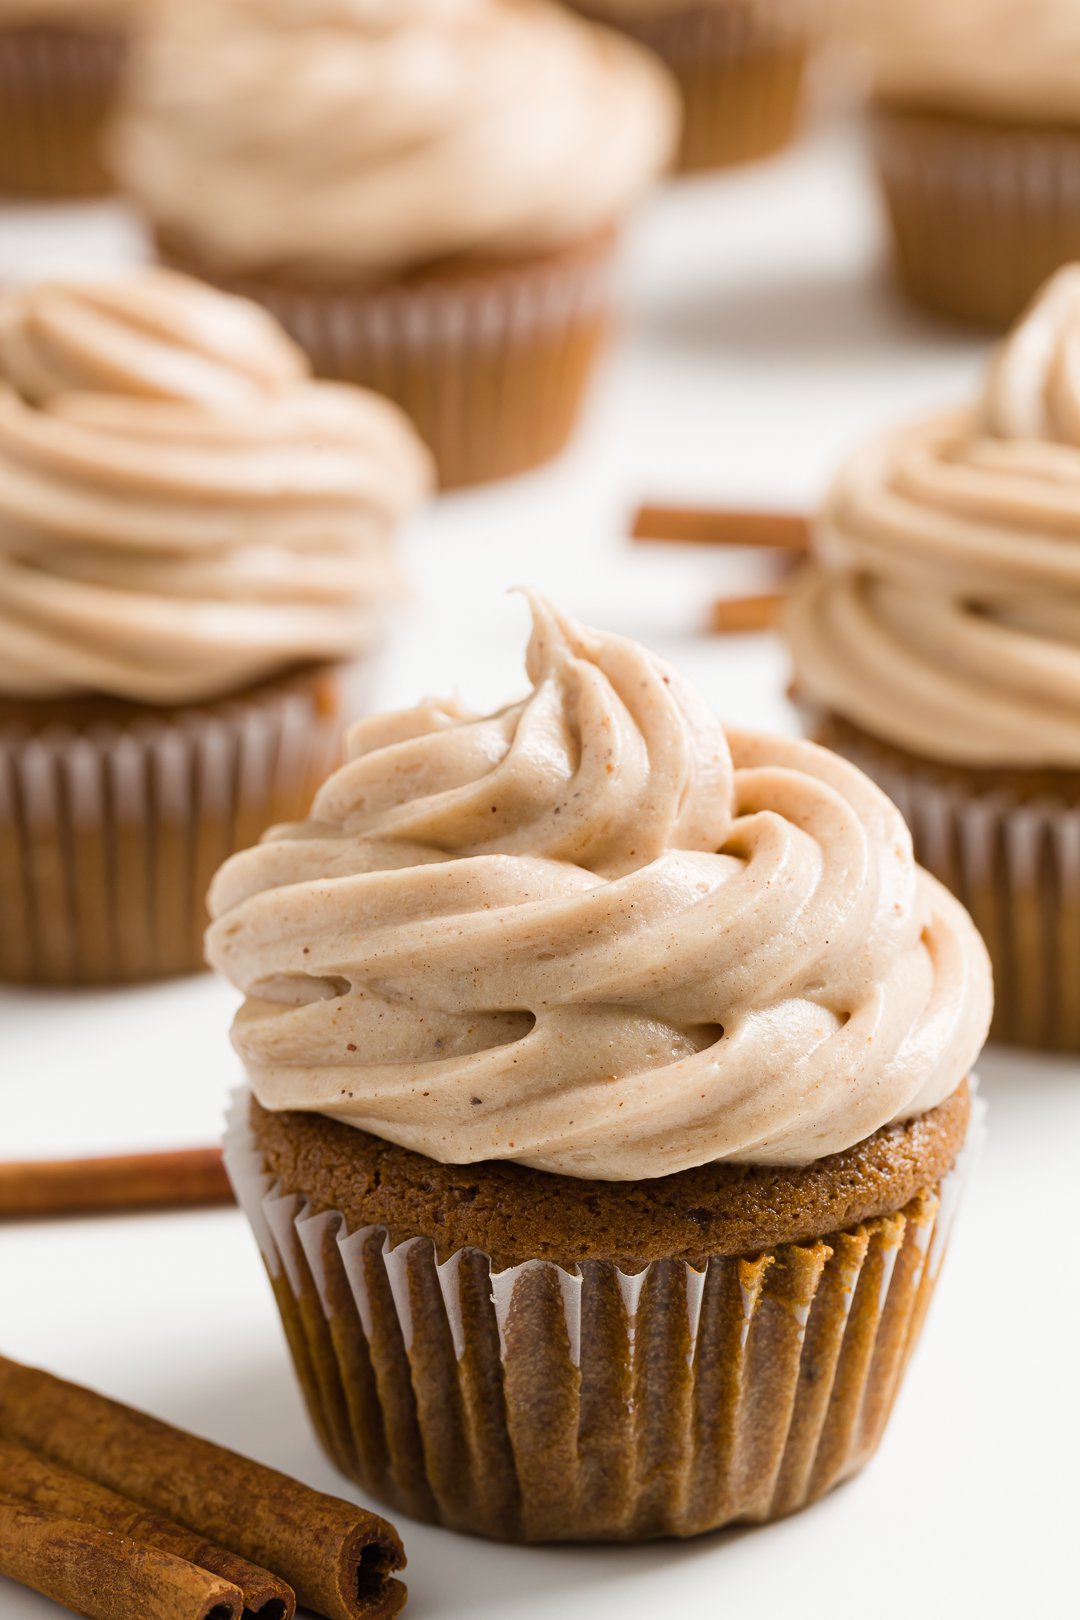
[0,0,136,197]
[213,596,991,1542]
[787,266,1080,1050]
[108,0,679,488]
[843,0,1080,328]
[0,268,431,987]
[566,0,823,171]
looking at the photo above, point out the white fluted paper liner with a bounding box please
[874,110,1080,328]
[224,1085,984,1542]
[0,674,343,986]
[837,733,1080,1051]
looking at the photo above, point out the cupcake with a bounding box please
[0,0,134,197]
[843,0,1080,328]
[108,0,679,489]
[786,266,1080,1050]
[0,267,431,987]
[211,596,991,1542]
[566,0,822,172]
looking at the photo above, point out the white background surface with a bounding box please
[3,108,1078,1619]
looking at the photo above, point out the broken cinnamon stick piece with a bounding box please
[0,1494,243,1620]
[0,1358,406,1620]
[708,593,785,633]
[0,1441,294,1620]
[632,503,810,551]
[0,1148,234,1220]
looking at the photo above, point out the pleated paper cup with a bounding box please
[224,1089,984,1543]
[873,103,1080,330]
[157,231,618,490]
[815,716,1080,1052]
[571,0,815,171]
[0,666,350,988]
[0,25,125,198]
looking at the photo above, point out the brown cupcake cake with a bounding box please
[0,268,431,987]
[843,0,1080,328]
[213,597,991,1542]
[107,0,679,489]
[786,266,1080,1050]
[567,0,823,172]
[0,0,135,197]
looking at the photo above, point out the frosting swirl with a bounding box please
[787,266,1080,768]
[109,0,679,281]
[207,597,991,1179]
[0,270,431,705]
[839,0,1080,123]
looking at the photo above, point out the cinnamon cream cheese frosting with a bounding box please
[110,0,679,281]
[0,269,431,705]
[207,596,991,1179]
[840,0,1080,124]
[787,266,1080,769]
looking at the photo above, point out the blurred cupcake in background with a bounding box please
[108,0,679,489]
[841,0,1080,328]
[566,0,824,172]
[0,267,431,987]
[0,0,136,196]
[786,266,1080,1051]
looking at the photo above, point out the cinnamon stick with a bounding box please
[0,1149,234,1220]
[0,1441,294,1620]
[0,1359,406,1620]
[632,503,810,551]
[0,1495,242,1620]
[708,593,785,633]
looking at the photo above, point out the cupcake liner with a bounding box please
[573,0,813,170]
[224,1086,984,1542]
[873,106,1080,329]
[0,25,124,198]
[823,732,1080,1051]
[159,234,617,490]
[0,670,347,988]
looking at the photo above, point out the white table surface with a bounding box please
[2,110,1078,1619]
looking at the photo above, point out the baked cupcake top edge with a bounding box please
[247,1083,971,1263]
[0,267,432,706]
[207,594,992,1181]
[787,265,1080,770]
[109,0,680,282]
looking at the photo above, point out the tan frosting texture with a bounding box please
[110,0,679,281]
[0,270,431,705]
[207,597,991,1180]
[841,0,1080,123]
[787,266,1080,769]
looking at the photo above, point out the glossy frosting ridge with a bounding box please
[208,596,991,1178]
[0,270,431,704]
